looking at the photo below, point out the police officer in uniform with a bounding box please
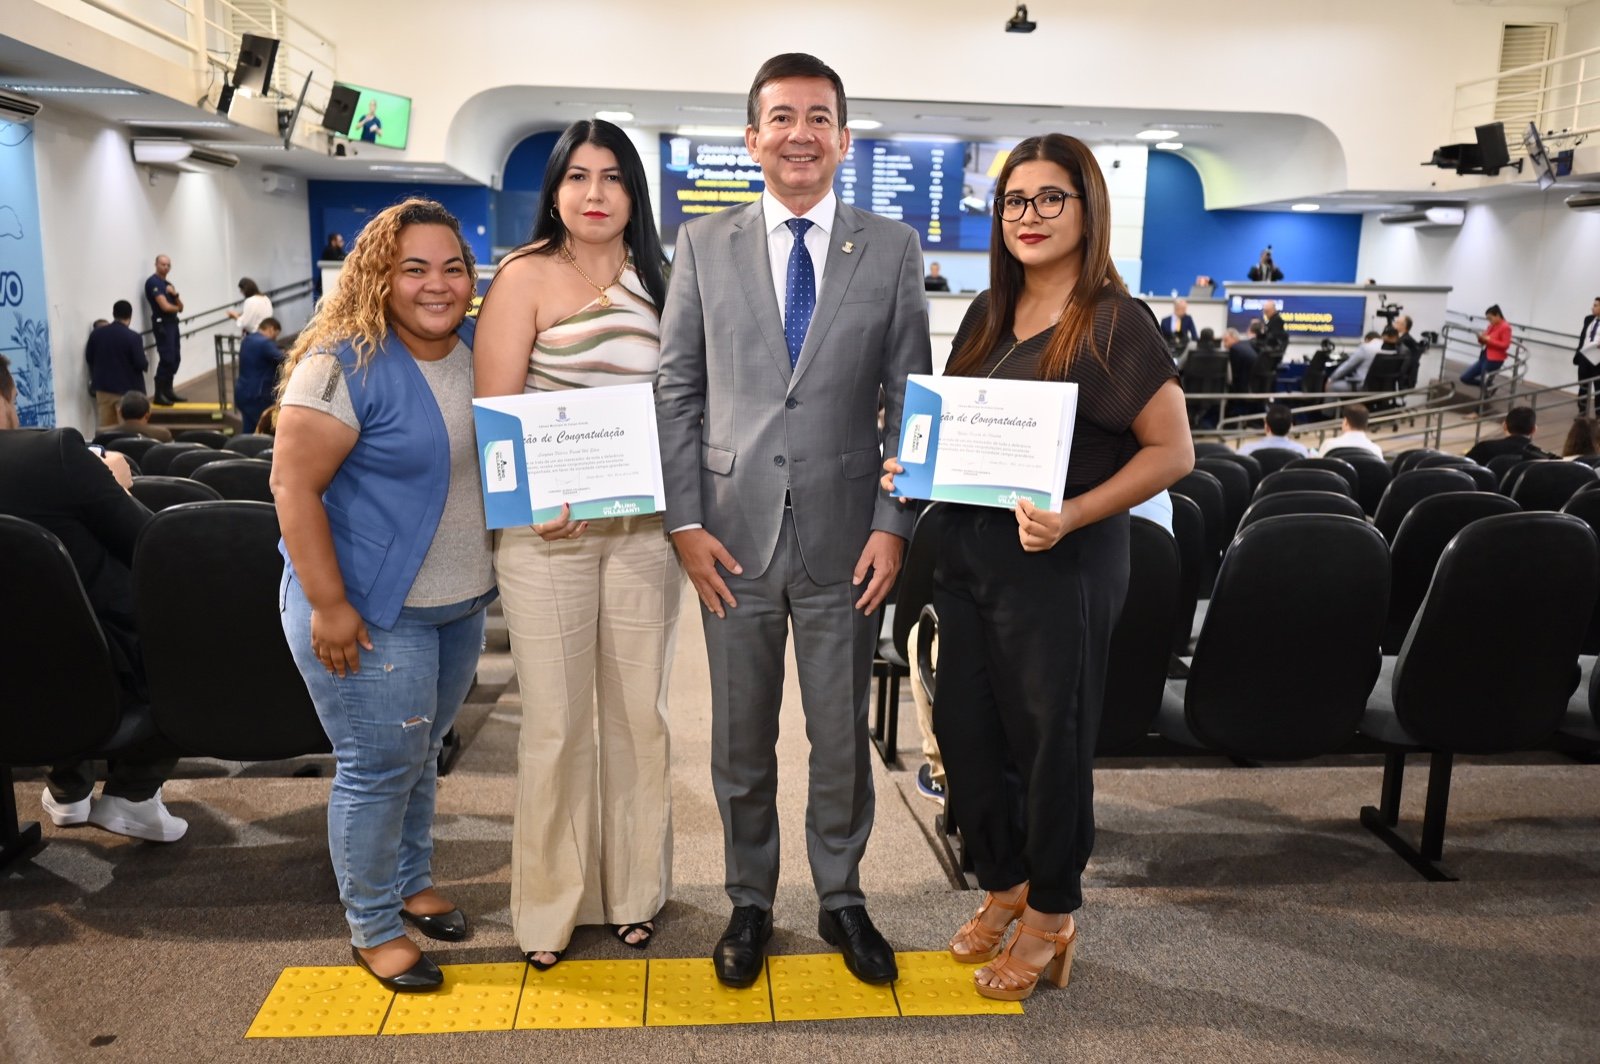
[144,254,184,405]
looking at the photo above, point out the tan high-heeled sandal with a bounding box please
[948,885,1029,964]
[973,916,1076,1001]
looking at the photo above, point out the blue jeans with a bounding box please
[280,571,493,948]
[1461,353,1501,388]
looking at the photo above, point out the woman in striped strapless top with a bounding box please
[475,120,683,971]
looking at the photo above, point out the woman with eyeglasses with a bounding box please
[883,134,1192,1001]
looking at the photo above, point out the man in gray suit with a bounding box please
[656,52,931,988]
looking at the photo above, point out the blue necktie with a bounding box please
[783,218,815,369]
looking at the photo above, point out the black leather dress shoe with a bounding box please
[350,944,444,992]
[401,907,467,942]
[713,905,773,988]
[819,905,898,985]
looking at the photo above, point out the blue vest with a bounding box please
[283,321,474,630]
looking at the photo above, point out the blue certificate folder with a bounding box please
[473,384,665,530]
[891,375,1076,511]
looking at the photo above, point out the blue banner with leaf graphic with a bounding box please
[0,115,53,426]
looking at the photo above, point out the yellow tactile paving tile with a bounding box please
[382,962,527,1035]
[644,957,773,1026]
[245,966,396,1038]
[768,953,901,1022]
[891,951,1025,1017]
[515,959,647,1030]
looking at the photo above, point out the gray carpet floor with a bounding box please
[3,590,1598,1063]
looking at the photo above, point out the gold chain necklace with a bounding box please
[560,245,628,309]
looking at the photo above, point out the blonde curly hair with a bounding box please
[277,198,477,400]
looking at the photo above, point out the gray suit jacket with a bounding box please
[656,199,931,583]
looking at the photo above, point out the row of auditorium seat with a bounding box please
[92,434,277,509]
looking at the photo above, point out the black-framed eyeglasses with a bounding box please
[998,189,1082,221]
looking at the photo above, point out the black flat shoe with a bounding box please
[819,904,898,985]
[524,950,563,971]
[350,945,443,992]
[401,907,468,942]
[714,905,772,988]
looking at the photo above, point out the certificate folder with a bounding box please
[891,374,1077,512]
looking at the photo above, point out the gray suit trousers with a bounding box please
[703,510,877,911]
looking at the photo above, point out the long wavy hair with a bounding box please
[278,198,477,399]
[946,134,1127,381]
[503,120,668,310]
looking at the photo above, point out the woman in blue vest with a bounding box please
[271,199,496,993]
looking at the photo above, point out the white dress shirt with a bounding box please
[237,293,273,334]
[1316,430,1384,459]
[762,188,835,329]
[1580,316,1600,366]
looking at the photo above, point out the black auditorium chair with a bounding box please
[1169,493,1205,658]
[1497,459,1537,496]
[1157,514,1389,761]
[175,429,228,449]
[1325,445,1382,465]
[1360,352,1406,410]
[129,475,222,512]
[1181,351,1230,428]
[0,516,159,869]
[1245,350,1283,396]
[1485,453,1528,488]
[1372,467,1476,542]
[169,447,245,478]
[1560,489,1600,654]
[1300,349,1332,399]
[870,504,943,768]
[1202,450,1262,492]
[1192,442,1233,459]
[1359,512,1598,880]
[138,441,208,476]
[1509,460,1597,511]
[1392,449,1442,475]
[257,448,273,464]
[1247,446,1302,477]
[1336,454,1393,516]
[1172,469,1227,594]
[1238,489,1365,529]
[1560,660,1600,747]
[1255,467,1353,499]
[1451,464,1498,492]
[1195,456,1251,541]
[1575,454,1600,469]
[1382,491,1520,653]
[223,433,275,458]
[1415,453,1473,469]
[92,429,138,445]
[1284,455,1359,496]
[1098,517,1181,755]
[191,458,274,504]
[103,435,162,466]
[133,501,330,761]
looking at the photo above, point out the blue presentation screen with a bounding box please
[1227,294,1368,339]
[659,134,1008,250]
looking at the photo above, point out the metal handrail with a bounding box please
[139,277,313,350]
[1452,41,1599,146]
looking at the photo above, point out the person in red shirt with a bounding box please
[1461,304,1512,388]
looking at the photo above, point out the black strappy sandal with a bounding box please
[611,922,655,950]
[524,950,563,971]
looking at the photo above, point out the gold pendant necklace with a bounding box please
[561,245,628,308]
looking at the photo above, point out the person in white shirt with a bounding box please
[1328,331,1384,392]
[1574,296,1600,416]
[226,277,273,335]
[1240,402,1310,457]
[1316,403,1384,459]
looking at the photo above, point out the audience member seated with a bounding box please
[0,427,187,842]
[1316,403,1384,459]
[110,391,173,442]
[1465,405,1553,464]
[1240,402,1310,457]
[1328,329,1400,392]
[1562,417,1599,460]
[1161,298,1199,349]
[923,261,949,293]
[1224,326,1258,391]
[1461,303,1512,389]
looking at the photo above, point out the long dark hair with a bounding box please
[946,134,1127,381]
[514,119,668,310]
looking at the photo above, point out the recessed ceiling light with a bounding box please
[555,101,631,110]
[1136,128,1179,140]
[847,118,882,130]
[1154,141,1183,150]
[677,104,745,114]
[914,114,991,123]
[594,110,634,122]
[123,119,232,128]
[674,125,747,138]
[1031,118,1106,126]
[1291,203,1321,211]
[0,83,146,96]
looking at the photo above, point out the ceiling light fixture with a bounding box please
[847,118,883,130]
[676,104,745,114]
[123,119,233,128]
[1291,203,1321,212]
[594,110,634,122]
[0,83,145,96]
[1136,128,1179,140]
[1154,141,1183,150]
[914,113,992,123]
[674,125,747,138]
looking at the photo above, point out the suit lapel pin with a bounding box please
[842,241,855,255]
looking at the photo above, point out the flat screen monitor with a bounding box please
[339,83,411,150]
[1523,122,1556,191]
[233,34,278,98]
[321,84,360,134]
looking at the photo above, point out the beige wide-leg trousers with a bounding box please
[498,514,683,953]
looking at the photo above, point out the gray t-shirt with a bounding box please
[281,342,494,608]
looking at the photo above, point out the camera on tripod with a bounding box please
[1374,296,1402,328]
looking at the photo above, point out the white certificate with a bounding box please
[892,374,1077,511]
[473,382,665,530]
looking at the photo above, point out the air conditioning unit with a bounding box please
[1565,192,1600,211]
[1377,206,1466,228]
[259,171,301,196]
[0,88,42,121]
[130,138,239,172]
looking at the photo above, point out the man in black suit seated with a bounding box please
[0,428,187,842]
[1465,405,1555,464]
[1224,325,1259,391]
[923,261,950,292]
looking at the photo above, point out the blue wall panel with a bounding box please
[307,180,493,269]
[1139,152,1361,297]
